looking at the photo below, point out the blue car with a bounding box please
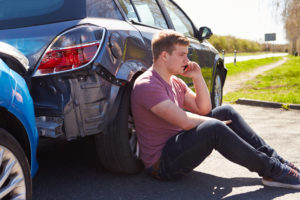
[0,43,38,199]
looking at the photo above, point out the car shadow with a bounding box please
[33,138,298,200]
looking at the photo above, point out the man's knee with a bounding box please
[221,105,235,113]
[194,119,228,147]
[196,119,225,131]
[220,105,239,118]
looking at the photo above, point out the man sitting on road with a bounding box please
[131,29,300,189]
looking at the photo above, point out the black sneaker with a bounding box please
[262,164,300,189]
[285,161,300,173]
[276,156,300,172]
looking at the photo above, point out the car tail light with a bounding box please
[33,25,105,76]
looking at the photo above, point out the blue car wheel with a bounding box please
[0,128,32,200]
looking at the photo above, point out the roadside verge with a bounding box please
[223,57,288,95]
[223,56,300,109]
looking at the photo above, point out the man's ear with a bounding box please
[161,51,168,62]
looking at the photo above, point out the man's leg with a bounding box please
[157,119,283,180]
[209,105,272,150]
[209,105,297,167]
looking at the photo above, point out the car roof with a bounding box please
[0,0,124,30]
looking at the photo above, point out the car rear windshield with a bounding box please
[0,0,86,30]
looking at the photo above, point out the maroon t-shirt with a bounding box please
[131,67,189,168]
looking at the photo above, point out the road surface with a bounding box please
[224,53,288,64]
[33,104,300,200]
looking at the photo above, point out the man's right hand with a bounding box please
[223,120,232,125]
[182,61,202,80]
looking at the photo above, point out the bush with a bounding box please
[208,35,264,53]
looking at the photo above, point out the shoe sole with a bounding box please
[262,179,300,189]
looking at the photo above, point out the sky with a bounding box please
[174,0,287,44]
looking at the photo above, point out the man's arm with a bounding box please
[151,99,213,130]
[182,62,212,115]
[151,99,231,131]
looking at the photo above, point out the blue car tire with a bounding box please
[0,128,32,200]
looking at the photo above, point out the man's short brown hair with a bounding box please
[151,30,190,62]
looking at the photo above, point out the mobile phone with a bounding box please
[183,65,188,71]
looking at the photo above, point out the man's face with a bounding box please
[165,44,189,75]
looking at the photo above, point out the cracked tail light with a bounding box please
[33,25,105,76]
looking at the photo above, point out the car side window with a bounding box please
[162,0,194,37]
[117,0,139,21]
[131,0,168,29]
[87,0,123,20]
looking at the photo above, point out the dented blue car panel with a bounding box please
[0,59,39,176]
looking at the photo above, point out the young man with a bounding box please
[131,30,300,189]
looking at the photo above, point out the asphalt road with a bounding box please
[224,53,288,64]
[33,104,300,200]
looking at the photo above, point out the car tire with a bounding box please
[0,128,32,200]
[211,68,223,108]
[95,84,143,174]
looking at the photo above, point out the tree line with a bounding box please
[274,0,300,55]
[208,35,288,53]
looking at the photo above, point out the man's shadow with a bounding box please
[33,138,298,200]
[183,171,298,199]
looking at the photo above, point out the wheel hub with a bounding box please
[128,115,140,158]
[214,75,222,107]
[0,146,26,200]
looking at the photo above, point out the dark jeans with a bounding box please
[148,105,284,180]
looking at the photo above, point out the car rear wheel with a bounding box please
[211,68,223,108]
[95,84,143,174]
[0,128,32,200]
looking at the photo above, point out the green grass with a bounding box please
[226,56,283,76]
[224,56,300,104]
